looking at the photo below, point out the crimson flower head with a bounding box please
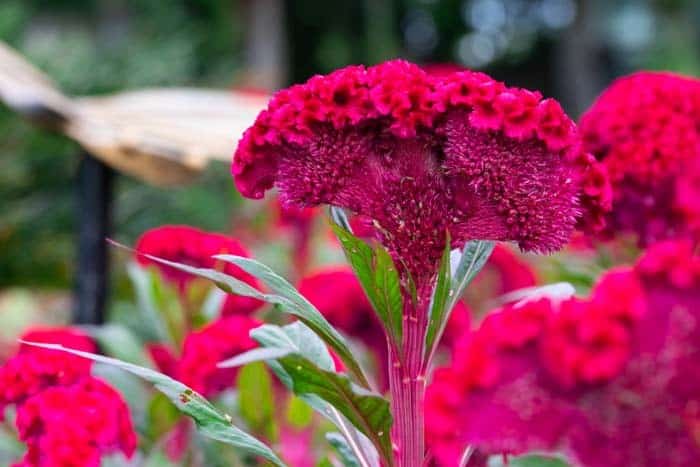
[425,240,700,467]
[580,71,700,245]
[233,60,607,293]
[135,225,262,315]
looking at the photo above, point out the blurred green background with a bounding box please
[1,0,699,291]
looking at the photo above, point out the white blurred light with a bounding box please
[456,32,497,68]
[538,0,577,30]
[466,0,507,32]
[403,9,439,56]
[609,4,655,51]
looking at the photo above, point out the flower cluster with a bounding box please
[580,71,700,245]
[233,60,608,294]
[135,225,262,316]
[0,328,136,467]
[426,240,700,466]
[14,378,136,467]
[148,316,260,397]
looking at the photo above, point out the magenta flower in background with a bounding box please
[0,328,96,412]
[135,225,263,316]
[233,60,607,293]
[425,240,700,466]
[0,328,137,466]
[14,378,136,467]
[580,71,700,245]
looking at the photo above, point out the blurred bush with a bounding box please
[0,0,246,288]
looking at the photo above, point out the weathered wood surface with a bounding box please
[0,41,269,186]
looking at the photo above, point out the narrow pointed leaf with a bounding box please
[326,432,362,467]
[426,240,495,364]
[448,240,496,311]
[373,247,404,344]
[110,240,371,390]
[424,233,452,356]
[208,253,372,390]
[249,323,392,466]
[330,223,403,346]
[218,347,294,368]
[21,341,286,467]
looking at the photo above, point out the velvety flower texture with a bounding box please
[425,240,700,466]
[0,328,137,467]
[233,60,607,292]
[147,316,260,397]
[135,225,262,316]
[580,71,700,245]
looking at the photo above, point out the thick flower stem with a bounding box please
[389,309,427,467]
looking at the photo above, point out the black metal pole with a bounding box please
[74,152,114,324]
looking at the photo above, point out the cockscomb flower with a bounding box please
[425,241,700,466]
[580,71,700,245]
[233,60,607,295]
[135,225,262,316]
[14,378,136,467]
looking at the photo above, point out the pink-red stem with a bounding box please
[389,301,427,467]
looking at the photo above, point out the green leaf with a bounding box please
[250,322,392,466]
[114,238,371,391]
[329,206,353,232]
[488,453,570,467]
[426,240,495,363]
[449,240,496,312]
[326,432,361,467]
[285,395,314,429]
[278,354,391,461]
[82,323,151,367]
[237,362,276,440]
[21,341,286,467]
[219,347,294,368]
[126,262,174,345]
[330,222,403,346]
[424,232,452,357]
[146,392,181,442]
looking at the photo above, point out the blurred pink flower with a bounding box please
[14,378,136,467]
[135,225,262,316]
[0,327,96,412]
[580,71,700,245]
[426,241,700,466]
[0,328,136,466]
